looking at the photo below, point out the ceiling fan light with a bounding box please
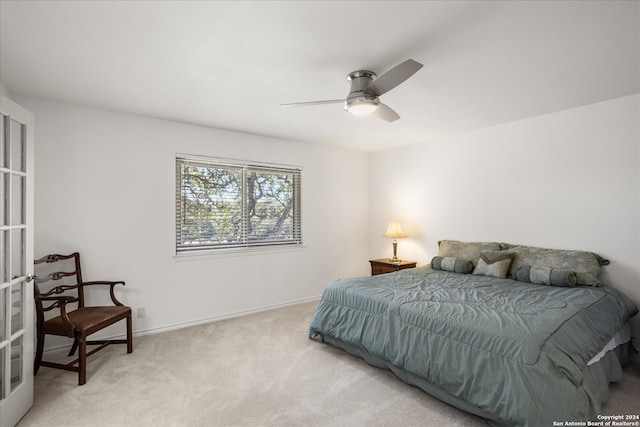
[345,98,379,115]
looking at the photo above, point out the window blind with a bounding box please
[176,156,302,253]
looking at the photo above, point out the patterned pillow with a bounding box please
[472,251,515,278]
[438,240,506,267]
[431,256,474,274]
[514,265,577,287]
[506,245,607,286]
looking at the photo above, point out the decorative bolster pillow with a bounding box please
[515,264,577,287]
[431,256,474,274]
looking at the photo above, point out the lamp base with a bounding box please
[390,239,401,263]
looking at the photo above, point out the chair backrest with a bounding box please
[33,253,86,316]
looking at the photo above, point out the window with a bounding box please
[176,155,302,253]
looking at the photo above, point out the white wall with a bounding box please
[0,81,10,97]
[16,97,370,339]
[369,94,640,334]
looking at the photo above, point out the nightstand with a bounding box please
[369,258,417,276]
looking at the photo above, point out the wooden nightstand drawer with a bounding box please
[369,259,417,276]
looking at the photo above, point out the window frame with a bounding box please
[175,154,302,256]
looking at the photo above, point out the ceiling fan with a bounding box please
[280,59,423,122]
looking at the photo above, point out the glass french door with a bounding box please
[0,94,34,426]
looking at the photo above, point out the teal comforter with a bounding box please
[309,267,637,426]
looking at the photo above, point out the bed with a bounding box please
[309,240,638,427]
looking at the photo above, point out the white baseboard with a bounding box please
[43,296,321,356]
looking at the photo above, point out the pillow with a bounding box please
[506,245,607,286]
[472,251,515,278]
[431,256,474,274]
[438,240,506,267]
[514,265,577,287]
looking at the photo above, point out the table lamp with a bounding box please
[383,222,407,263]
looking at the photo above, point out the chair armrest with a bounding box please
[79,281,127,306]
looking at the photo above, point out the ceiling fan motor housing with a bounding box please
[345,70,380,114]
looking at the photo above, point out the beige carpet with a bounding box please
[18,301,640,427]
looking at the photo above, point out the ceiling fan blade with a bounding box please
[374,103,400,122]
[280,99,344,107]
[365,59,423,97]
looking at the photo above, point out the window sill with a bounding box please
[173,244,306,262]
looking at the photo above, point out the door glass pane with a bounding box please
[1,230,7,282]
[0,347,5,399]
[1,114,6,168]
[11,335,23,392]
[11,229,24,278]
[0,172,5,225]
[10,118,25,173]
[10,282,23,334]
[0,287,5,341]
[11,175,24,226]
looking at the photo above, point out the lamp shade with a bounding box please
[383,222,407,239]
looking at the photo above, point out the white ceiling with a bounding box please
[1,1,638,152]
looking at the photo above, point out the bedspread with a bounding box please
[309,267,638,426]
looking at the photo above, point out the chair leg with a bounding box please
[127,313,133,354]
[68,338,79,357]
[34,329,45,375]
[78,335,87,386]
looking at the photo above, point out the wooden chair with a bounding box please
[33,252,133,385]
